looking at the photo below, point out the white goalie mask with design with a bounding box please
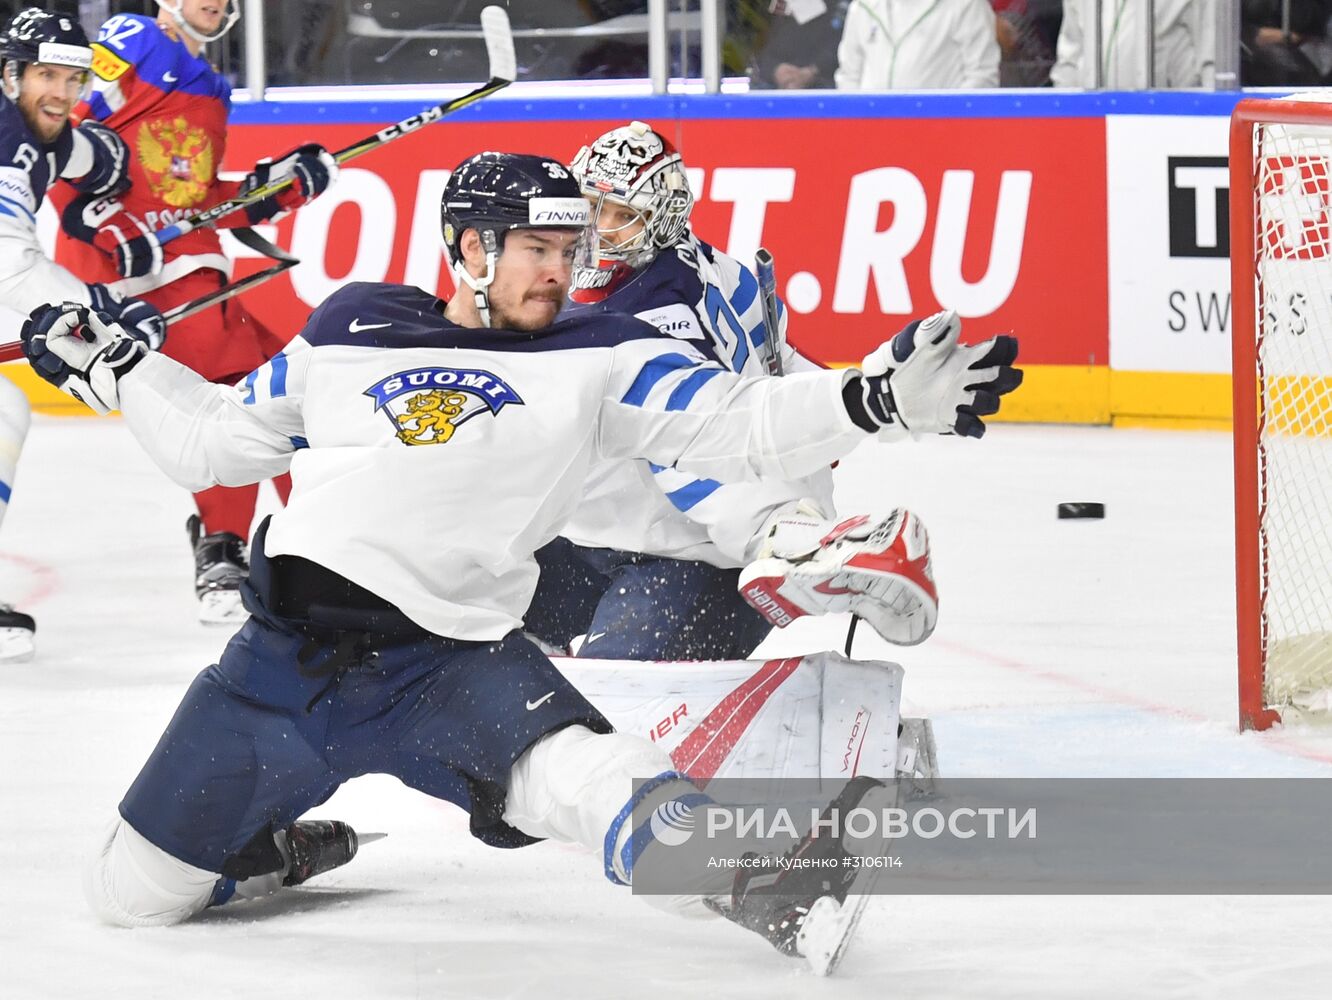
[570,120,694,278]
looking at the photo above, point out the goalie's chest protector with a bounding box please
[76,14,230,256]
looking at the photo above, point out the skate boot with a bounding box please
[0,604,35,663]
[281,820,362,887]
[187,514,249,625]
[708,776,894,976]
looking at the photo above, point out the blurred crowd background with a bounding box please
[6,1,1331,91]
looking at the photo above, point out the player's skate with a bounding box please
[187,515,250,625]
[740,507,938,645]
[280,820,366,886]
[708,776,894,976]
[0,604,35,663]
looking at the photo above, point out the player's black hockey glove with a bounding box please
[21,303,148,416]
[242,143,340,224]
[87,285,167,351]
[841,309,1023,440]
[61,195,164,279]
[69,121,130,197]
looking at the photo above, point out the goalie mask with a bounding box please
[0,8,92,104]
[157,0,241,45]
[569,121,693,300]
[440,152,596,328]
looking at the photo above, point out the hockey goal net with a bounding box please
[1232,97,1332,730]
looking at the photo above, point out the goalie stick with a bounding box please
[151,5,517,247]
[754,248,863,657]
[0,230,298,362]
[754,247,783,377]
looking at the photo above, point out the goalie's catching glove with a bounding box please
[738,505,938,646]
[843,309,1022,440]
[21,303,148,416]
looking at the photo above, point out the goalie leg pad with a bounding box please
[739,509,939,646]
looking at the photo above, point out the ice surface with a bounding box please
[3,416,1331,998]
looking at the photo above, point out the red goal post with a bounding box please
[1231,97,1332,730]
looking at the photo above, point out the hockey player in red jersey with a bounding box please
[50,0,337,624]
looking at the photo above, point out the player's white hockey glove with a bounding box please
[241,143,340,224]
[843,309,1022,441]
[20,303,148,416]
[87,285,167,351]
[738,505,938,646]
[61,195,164,279]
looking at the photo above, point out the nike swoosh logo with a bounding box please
[585,631,607,644]
[526,691,555,711]
[163,71,178,83]
[349,318,391,333]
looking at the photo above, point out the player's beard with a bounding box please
[492,290,566,331]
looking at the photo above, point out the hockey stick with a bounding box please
[756,248,862,656]
[754,247,784,377]
[163,228,299,325]
[0,230,299,362]
[152,5,517,248]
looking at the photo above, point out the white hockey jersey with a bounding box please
[116,282,870,640]
[563,235,835,567]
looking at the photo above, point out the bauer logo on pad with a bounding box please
[364,367,523,447]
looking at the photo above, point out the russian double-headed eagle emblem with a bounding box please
[136,116,213,207]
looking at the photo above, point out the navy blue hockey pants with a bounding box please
[523,537,771,661]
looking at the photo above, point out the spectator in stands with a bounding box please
[1050,0,1215,88]
[834,0,1001,89]
[992,0,1062,85]
[1241,0,1332,86]
[752,1,848,90]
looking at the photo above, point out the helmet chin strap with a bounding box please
[453,230,500,328]
[158,0,241,44]
[0,62,19,101]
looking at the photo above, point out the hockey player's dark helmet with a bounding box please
[0,8,92,66]
[440,152,589,266]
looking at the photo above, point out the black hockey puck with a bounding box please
[1057,502,1105,519]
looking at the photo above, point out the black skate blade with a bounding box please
[357,832,388,845]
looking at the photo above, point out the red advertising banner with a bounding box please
[219,115,1107,367]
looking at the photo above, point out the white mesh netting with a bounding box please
[1253,108,1332,711]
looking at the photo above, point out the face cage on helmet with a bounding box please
[584,190,656,268]
[1,58,92,105]
[158,0,241,45]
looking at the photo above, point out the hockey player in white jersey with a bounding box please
[21,152,1018,972]
[524,121,1015,659]
[0,8,166,660]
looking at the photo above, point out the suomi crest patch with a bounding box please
[364,367,523,446]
